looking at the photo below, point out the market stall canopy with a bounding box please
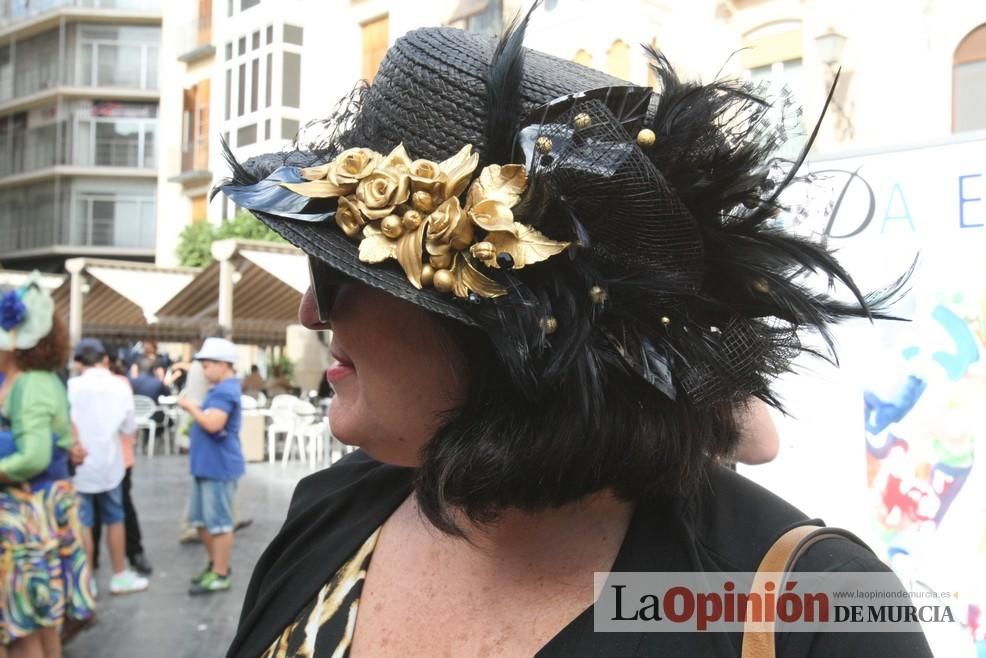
[155,239,307,346]
[54,258,201,344]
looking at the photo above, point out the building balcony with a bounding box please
[0,0,161,36]
[0,177,156,261]
[177,14,214,64]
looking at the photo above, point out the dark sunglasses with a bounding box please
[307,256,351,323]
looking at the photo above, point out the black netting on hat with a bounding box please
[518,94,702,291]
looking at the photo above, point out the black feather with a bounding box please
[483,1,539,165]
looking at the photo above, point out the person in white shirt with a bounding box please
[69,338,149,596]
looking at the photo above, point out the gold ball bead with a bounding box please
[540,316,558,335]
[470,241,496,262]
[589,285,607,304]
[753,278,770,293]
[535,136,553,153]
[636,128,657,147]
[380,214,404,239]
[432,268,454,294]
[660,315,672,327]
[421,264,435,287]
[401,209,423,230]
[429,253,453,270]
[573,112,592,130]
[412,190,435,213]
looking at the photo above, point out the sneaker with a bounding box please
[129,552,153,576]
[190,562,212,585]
[90,579,98,599]
[189,570,231,595]
[109,570,149,595]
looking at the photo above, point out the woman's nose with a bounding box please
[298,287,332,330]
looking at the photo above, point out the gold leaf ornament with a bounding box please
[450,254,507,298]
[466,164,527,209]
[357,223,396,263]
[276,141,569,301]
[486,224,569,269]
[439,145,480,199]
[395,219,429,289]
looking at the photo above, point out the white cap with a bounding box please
[193,337,238,365]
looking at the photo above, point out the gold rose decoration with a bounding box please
[281,144,569,299]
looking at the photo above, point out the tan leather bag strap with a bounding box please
[740,525,869,658]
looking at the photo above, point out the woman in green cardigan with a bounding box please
[0,276,94,657]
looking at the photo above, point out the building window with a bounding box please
[74,193,156,248]
[606,40,630,80]
[237,123,257,146]
[283,24,303,46]
[77,26,161,90]
[573,49,592,67]
[281,118,299,141]
[954,24,986,133]
[225,69,232,120]
[361,15,389,82]
[251,58,260,112]
[282,52,302,108]
[448,0,502,34]
[237,63,246,115]
[242,0,260,10]
[749,58,805,158]
[265,52,273,107]
[181,81,210,172]
[252,31,261,50]
[225,42,233,60]
[266,25,274,44]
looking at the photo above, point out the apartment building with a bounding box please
[0,0,162,272]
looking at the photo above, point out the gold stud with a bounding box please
[412,190,435,213]
[401,209,423,230]
[380,214,404,239]
[535,136,553,153]
[660,315,671,327]
[421,264,435,287]
[573,113,592,130]
[753,279,770,294]
[429,253,453,270]
[433,269,454,293]
[589,285,607,304]
[541,316,558,335]
[636,128,656,147]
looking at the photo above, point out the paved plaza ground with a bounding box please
[64,454,314,658]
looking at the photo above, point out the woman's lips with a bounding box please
[327,350,355,383]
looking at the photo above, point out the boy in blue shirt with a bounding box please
[177,337,244,594]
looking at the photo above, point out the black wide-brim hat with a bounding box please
[220,18,887,405]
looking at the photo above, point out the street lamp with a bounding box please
[815,27,853,140]
[815,27,847,71]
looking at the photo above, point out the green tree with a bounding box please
[176,211,286,267]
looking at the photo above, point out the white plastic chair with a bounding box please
[283,400,320,467]
[240,394,258,411]
[266,395,300,465]
[132,395,159,457]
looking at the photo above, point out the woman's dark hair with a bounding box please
[415,308,740,535]
[13,313,71,373]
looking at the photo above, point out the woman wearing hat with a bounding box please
[0,275,94,656]
[220,13,931,658]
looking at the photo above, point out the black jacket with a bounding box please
[227,452,932,657]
